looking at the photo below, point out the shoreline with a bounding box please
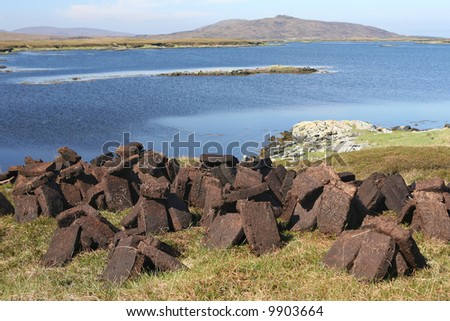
[1,36,450,54]
[266,120,450,161]
[0,38,266,53]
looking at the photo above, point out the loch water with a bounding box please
[1,42,450,167]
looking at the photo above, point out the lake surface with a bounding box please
[1,42,450,168]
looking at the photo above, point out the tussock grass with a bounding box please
[332,146,450,183]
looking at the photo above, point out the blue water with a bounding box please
[1,42,450,168]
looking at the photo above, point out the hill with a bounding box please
[0,31,54,41]
[12,26,133,38]
[154,15,398,40]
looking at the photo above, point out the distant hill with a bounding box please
[0,31,54,41]
[154,15,398,40]
[12,26,133,38]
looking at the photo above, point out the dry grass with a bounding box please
[1,203,449,300]
[331,146,450,183]
[0,37,262,52]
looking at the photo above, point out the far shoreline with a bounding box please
[1,36,449,54]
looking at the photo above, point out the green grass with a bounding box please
[357,129,450,147]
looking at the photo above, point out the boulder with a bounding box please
[381,174,410,214]
[323,215,426,282]
[0,192,14,216]
[57,146,82,164]
[264,168,284,202]
[105,155,140,178]
[200,177,223,228]
[203,213,245,249]
[316,185,364,235]
[170,167,191,202]
[103,235,184,284]
[211,164,236,186]
[13,194,40,223]
[415,201,450,242]
[363,215,426,269]
[102,175,133,212]
[60,182,83,207]
[136,150,168,177]
[121,204,140,230]
[59,163,84,180]
[166,193,192,231]
[233,166,263,190]
[281,170,324,223]
[76,215,116,250]
[141,176,170,200]
[85,183,107,210]
[200,154,239,168]
[188,171,208,208]
[18,162,55,178]
[304,165,340,185]
[323,229,367,270]
[165,158,180,183]
[356,173,386,213]
[351,231,396,282]
[35,182,64,217]
[102,235,146,283]
[414,178,446,193]
[41,224,81,267]
[137,241,186,272]
[115,142,144,158]
[280,170,296,202]
[12,172,55,196]
[223,183,270,204]
[237,200,281,256]
[74,173,98,200]
[137,198,170,234]
[289,200,319,232]
[90,152,115,167]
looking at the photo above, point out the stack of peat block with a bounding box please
[1,144,449,283]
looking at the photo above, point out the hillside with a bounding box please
[12,26,133,38]
[0,31,54,41]
[154,15,399,40]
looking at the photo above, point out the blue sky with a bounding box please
[1,0,450,37]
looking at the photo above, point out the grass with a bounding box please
[357,129,450,148]
[1,154,450,301]
[330,146,450,184]
[0,37,263,52]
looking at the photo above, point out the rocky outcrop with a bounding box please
[269,120,389,160]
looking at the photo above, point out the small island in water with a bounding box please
[158,65,319,77]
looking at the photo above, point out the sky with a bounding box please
[1,0,450,37]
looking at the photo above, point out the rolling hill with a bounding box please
[153,15,399,40]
